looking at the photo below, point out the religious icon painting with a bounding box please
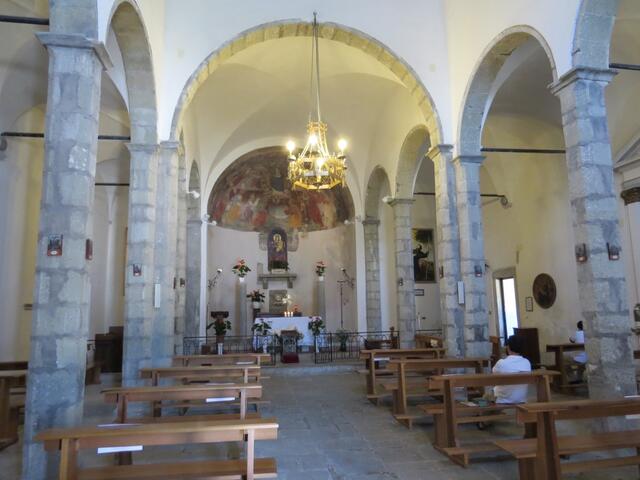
[47,234,63,256]
[412,228,436,283]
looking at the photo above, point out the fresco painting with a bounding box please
[208,147,354,232]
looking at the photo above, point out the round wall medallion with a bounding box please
[532,273,556,309]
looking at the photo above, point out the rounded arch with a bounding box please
[458,26,557,157]
[108,0,157,144]
[169,19,442,147]
[365,166,391,220]
[572,0,619,69]
[395,125,430,198]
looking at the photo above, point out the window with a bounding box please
[495,277,519,343]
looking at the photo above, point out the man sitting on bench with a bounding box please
[489,335,532,404]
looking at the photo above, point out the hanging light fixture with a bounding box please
[287,12,348,190]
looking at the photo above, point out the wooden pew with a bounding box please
[414,333,443,349]
[0,369,27,451]
[36,418,279,480]
[422,370,559,467]
[359,348,446,403]
[173,353,271,367]
[103,383,263,423]
[546,343,585,393]
[384,357,489,428]
[495,398,640,480]
[140,365,261,386]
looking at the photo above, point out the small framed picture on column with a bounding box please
[47,234,63,256]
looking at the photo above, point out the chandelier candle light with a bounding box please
[287,12,348,190]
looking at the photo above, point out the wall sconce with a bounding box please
[607,243,620,261]
[439,266,444,279]
[575,244,588,263]
[474,265,483,277]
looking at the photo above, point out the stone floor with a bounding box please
[0,366,637,479]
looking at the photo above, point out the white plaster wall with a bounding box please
[207,224,357,334]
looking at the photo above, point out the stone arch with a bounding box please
[169,20,442,147]
[572,0,619,69]
[365,166,391,219]
[458,26,557,156]
[395,126,430,198]
[108,0,157,144]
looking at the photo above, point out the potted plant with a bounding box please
[308,317,325,353]
[232,259,251,280]
[251,320,272,353]
[336,329,350,352]
[315,261,326,280]
[213,317,232,346]
[247,289,265,310]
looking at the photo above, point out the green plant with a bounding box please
[251,320,272,336]
[336,329,350,352]
[315,261,326,276]
[213,318,232,337]
[269,260,289,271]
[232,259,251,277]
[308,317,325,336]
[247,289,265,302]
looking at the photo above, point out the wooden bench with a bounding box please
[422,370,559,467]
[0,369,27,451]
[359,348,446,403]
[495,398,640,479]
[415,334,443,349]
[36,418,279,480]
[140,365,261,386]
[173,353,271,367]
[384,357,489,428]
[103,383,263,423]
[546,343,586,393]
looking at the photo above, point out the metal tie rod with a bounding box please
[0,14,49,25]
[610,63,640,72]
[481,147,565,154]
[1,132,130,141]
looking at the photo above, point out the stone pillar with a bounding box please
[551,67,636,399]
[185,213,201,338]
[122,143,158,386]
[389,198,416,347]
[151,142,179,366]
[22,32,108,480]
[316,276,327,322]
[453,155,491,358]
[363,219,382,331]
[174,147,187,354]
[237,278,248,335]
[431,145,465,357]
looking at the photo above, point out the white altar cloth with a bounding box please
[254,316,315,346]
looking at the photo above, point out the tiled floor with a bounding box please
[0,367,637,479]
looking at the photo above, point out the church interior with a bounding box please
[2,0,640,478]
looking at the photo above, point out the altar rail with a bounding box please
[312,328,442,364]
[182,335,278,366]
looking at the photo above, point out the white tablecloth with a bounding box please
[254,316,315,346]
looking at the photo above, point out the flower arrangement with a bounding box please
[231,259,251,277]
[247,290,265,303]
[315,261,326,277]
[251,319,272,336]
[213,318,232,337]
[308,317,325,336]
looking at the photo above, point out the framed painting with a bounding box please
[412,228,436,283]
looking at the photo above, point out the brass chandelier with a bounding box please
[287,13,348,190]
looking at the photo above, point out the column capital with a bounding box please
[427,144,454,160]
[36,32,113,69]
[127,143,159,155]
[388,197,414,207]
[453,155,484,166]
[362,218,380,226]
[549,66,617,96]
[621,186,640,206]
[159,140,181,152]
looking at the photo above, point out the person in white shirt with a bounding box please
[567,321,587,382]
[491,335,532,404]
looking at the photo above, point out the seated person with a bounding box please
[567,320,587,382]
[490,335,532,404]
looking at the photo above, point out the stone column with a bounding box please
[316,276,327,322]
[237,277,248,335]
[185,211,201,338]
[151,142,179,366]
[453,155,491,358]
[22,33,108,480]
[363,219,382,331]
[174,147,187,354]
[389,198,416,347]
[431,145,465,357]
[551,67,636,399]
[122,143,158,386]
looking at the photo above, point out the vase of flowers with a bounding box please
[251,320,272,353]
[247,289,265,309]
[308,316,325,353]
[315,261,326,281]
[213,317,232,350]
[336,329,349,352]
[232,259,251,279]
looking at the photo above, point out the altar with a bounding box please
[254,316,316,346]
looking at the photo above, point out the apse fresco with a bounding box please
[208,147,354,232]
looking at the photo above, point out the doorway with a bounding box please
[494,275,519,343]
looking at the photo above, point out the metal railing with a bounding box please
[312,330,400,364]
[182,335,278,365]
